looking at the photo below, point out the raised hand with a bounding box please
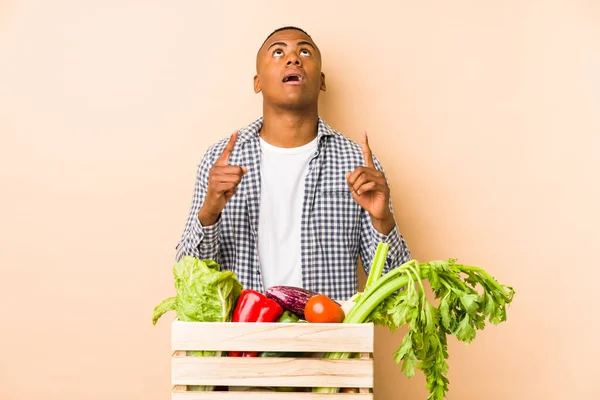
[198,131,248,226]
[346,132,396,234]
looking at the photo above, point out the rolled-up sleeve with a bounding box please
[175,148,221,263]
[368,222,411,273]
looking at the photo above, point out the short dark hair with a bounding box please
[256,26,319,72]
[260,26,312,49]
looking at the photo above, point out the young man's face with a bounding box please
[254,30,326,110]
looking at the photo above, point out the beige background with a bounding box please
[1,1,599,399]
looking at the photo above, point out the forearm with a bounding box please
[366,156,410,272]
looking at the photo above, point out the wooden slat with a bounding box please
[172,357,373,388]
[358,353,372,394]
[172,321,374,353]
[173,351,188,392]
[172,392,372,399]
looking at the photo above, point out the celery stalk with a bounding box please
[365,242,389,289]
[345,260,418,322]
[314,257,515,399]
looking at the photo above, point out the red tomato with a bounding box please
[304,294,345,323]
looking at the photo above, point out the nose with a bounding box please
[286,52,302,67]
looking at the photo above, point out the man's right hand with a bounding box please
[198,131,247,226]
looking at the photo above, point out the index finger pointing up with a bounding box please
[361,131,375,168]
[215,131,239,166]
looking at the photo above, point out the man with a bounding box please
[175,26,410,301]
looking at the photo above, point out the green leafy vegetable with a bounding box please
[152,256,242,326]
[314,248,515,400]
[152,256,243,391]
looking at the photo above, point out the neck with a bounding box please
[260,105,319,148]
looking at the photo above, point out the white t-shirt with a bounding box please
[258,136,318,290]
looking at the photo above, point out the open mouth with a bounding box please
[282,74,304,83]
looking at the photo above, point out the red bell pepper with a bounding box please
[229,289,283,357]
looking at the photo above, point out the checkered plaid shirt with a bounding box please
[175,117,410,301]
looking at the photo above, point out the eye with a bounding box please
[273,49,284,57]
[300,48,311,56]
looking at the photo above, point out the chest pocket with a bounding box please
[313,186,361,235]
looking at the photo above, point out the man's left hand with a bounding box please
[346,132,396,235]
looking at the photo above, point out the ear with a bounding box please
[320,72,327,92]
[254,74,261,93]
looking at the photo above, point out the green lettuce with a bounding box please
[152,256,243,391]
[153,256,242,325]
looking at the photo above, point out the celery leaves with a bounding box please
[316,256,515,400]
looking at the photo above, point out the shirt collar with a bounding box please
[237,116,336,145]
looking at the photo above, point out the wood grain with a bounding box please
[172,357,373,388]
[359,353,372,394]
[171,321,374,353]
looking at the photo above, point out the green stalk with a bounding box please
[323,275,412,362]
[408,265,425,298]
[314,272,412,394]
[345,260,417,322]
[365,242,389,289]
[349,243,390,308]
[347,275,411,323]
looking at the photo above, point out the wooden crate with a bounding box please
[171,320,375,399]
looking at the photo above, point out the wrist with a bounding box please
[371,213,395,235]
[198,206,220,226]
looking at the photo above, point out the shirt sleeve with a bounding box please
[358,155,411,276]
[175,148,222,263]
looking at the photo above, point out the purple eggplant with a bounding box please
[265,286,320,319]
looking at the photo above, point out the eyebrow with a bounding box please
[267,41,316,51]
